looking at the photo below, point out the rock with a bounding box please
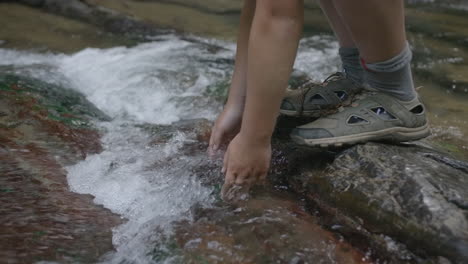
[0,74,121,263]
[137,0,243,14]
[162,190,370,264]
[17,0,171,38]
[408,0,468,10]
[1,74,110,123]
[0,74,110,163]
[17,0,45,7]
[84,0,239,39]
[282,142,468,263]
[0,3,136,53]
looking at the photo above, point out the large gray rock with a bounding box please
[284,142,468,263]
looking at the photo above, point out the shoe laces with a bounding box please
[299,72,345,91]
[323,72,345,84]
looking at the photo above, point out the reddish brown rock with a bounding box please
[172,192,371,264]
[0,78,121,263]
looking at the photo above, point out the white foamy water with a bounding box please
[0,35,339,263]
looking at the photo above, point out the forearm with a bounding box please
[240,2,303,144]
[226,0,256,109]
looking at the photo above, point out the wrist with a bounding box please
[225,98,245,113]
[238,128,272,146]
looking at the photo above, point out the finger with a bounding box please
[221,182,232,201]
[207,144,215,159]
[224,166,236,186]
[255,170,268,185]
[209,128,223,153]
[221,171,237,201]
[235,170,253,185]
[225,184,249,202]
[208,128,215,156]
[222,184,236,202]
[222,149,229,174]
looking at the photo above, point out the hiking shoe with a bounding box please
[290,92,430,147]
[280,72,365,118]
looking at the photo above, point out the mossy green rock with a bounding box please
[0,76,118,262]
[0,73,110,127]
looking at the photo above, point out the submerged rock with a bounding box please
[171,191,370,264]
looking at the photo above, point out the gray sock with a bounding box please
[362,43,417,101]
[339,47,364,85]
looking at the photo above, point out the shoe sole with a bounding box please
[291,123,430,148]
[279,109,320,118]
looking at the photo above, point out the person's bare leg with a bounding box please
[279,0,365,117]
[318,0,354,48]
[227,0,256,110]
[209,0,256,153]
[332,0,416,101]
[318,0,363,84]
[222,0,303,196]
[242,0,303,141]
[332,0,406,62]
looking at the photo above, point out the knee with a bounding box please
[257,0,303,21]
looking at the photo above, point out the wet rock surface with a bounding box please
[316,143,468,263]
[0,75,121,263]
[172,193,370,264]
[273,117,468,263]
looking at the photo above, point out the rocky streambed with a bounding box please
[1,1,467,263]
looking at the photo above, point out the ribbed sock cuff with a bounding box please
[362,42,417,101]
[363,42,412,73]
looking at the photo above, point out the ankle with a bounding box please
[362,43,417,101]
[339,47,364,85]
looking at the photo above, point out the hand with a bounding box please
[208,103,243,156]
[221,133,271,201]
